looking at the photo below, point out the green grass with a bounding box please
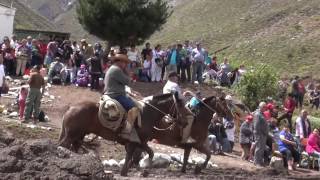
[148,0,320,77]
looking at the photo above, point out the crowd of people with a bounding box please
[1,34,320,171]
[207,77,320,171]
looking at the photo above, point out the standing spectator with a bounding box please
[87,52,103,90]
[26,36,33,49]
[151,44,163,82]
[72,49,84,73]
[253,102,268,167]
[297,78,306,109]
[291,76,300,105]
[240,115,254,160]
[0,56,5,100]
[18,84,28,120]
[278,124,300,171]
[141,42,151,61]
[71,41,80,52]
[224,95,235,151]
[165,44,179,80]
[127,45,140,65]
[31,39,42,66]
[278,78,290,103]
[23,66,45,123]
[295,110,312,142]
[208,113,231,153]
[94,43,104,59]
[2,36,15,76]
[306,129,320,169]
[48,57,65,84]
[278,93,296,132]
[191,42,205,83]
[15,39,30,76]
[182,40,192,82]
[60,40,73,64]
[10,34,18,49]
[44,41,57,66]
[309,85,320,110]
[140,50,152,82]
[38,39,47,64]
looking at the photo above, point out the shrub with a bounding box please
[235,64,279,110]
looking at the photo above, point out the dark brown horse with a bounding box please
[58,93,189,176]
[145,96,234,174]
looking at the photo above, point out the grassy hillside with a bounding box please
[1,0,58,31]
[149,0,320,77]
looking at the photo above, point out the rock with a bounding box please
[22,75,30,80]
[190,156,205,165]
[13,79,21,84]
[49,95,55,100]
[0,139,107,179]
[270,156,285,170]
[8,112,18,118]
[102,159,119,168]
[170,153,192,164]
[44,92,50,97]
[0,105,5,113]
[119,159,125,168]
[139,153,171,168]
[2,110,8,115]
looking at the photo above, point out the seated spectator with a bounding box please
[278,93,296,132]
[309,85,320,110]
[217,69,230,87]
[306,129,320,169]
[48,57,65,84]
[61,59,76,85]
[240,115,254,160]
[75,64,89,87]
[278,124,300,170]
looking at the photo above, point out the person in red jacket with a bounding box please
[278,93,296,132]
[306,129,320,169]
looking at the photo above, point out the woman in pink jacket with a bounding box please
[306,128,320,169]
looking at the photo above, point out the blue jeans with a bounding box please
[114,95,135,111]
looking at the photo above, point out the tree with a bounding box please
[77,0,171,48]
[235,64,279,110]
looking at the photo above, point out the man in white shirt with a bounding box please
[191,42,205,83]
[295,109,311,140]
[163,71,195,144]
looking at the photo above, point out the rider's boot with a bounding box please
[122,107,139,134]
[181,115,196,144]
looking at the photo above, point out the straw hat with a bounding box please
[111,54,130,64]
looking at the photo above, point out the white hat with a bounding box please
[225,95,232,101]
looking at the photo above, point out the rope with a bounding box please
[153,122,176,131]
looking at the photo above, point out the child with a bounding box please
[18,83,28,120]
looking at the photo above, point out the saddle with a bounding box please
[98,95,142,132]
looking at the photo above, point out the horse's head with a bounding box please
[202,96,234,120]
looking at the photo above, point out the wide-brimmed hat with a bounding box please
[111,54,130,64]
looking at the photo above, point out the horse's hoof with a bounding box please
[194,165,202,174]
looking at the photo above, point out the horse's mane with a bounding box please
[203,95,218,103]
[151,93,173,101]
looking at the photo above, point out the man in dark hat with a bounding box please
[23,65,45,123]
[103,54,139,136]
[163,71,196,144]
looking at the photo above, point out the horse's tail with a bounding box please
[58,105,71,144]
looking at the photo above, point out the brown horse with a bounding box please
[58,93,190,176]
[146,96,234,174]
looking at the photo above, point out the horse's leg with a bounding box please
[121,143,136,176]
[194,143,211,174]
[142,143,154,168]
[181,146,192,173]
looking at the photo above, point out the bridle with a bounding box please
[142,94,181,131]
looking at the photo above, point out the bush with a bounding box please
[235,64,279,110]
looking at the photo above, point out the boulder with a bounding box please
[269,156,286,170]
[139,153,171,168]
[102,159,119,168]
[8,112,18,118]
[119,159,125,168]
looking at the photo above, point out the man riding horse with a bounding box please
[103,53,140,142]
[163,71,196,144]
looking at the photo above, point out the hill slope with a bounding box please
[149,0,320,76]
[1,0,58,31]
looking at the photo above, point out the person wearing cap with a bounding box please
[104,53,140,135]
[23,65,45,123]
[240,114,254,160]
[253,102,269,167]
[191,42,205,83]
[163,71,195,144]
